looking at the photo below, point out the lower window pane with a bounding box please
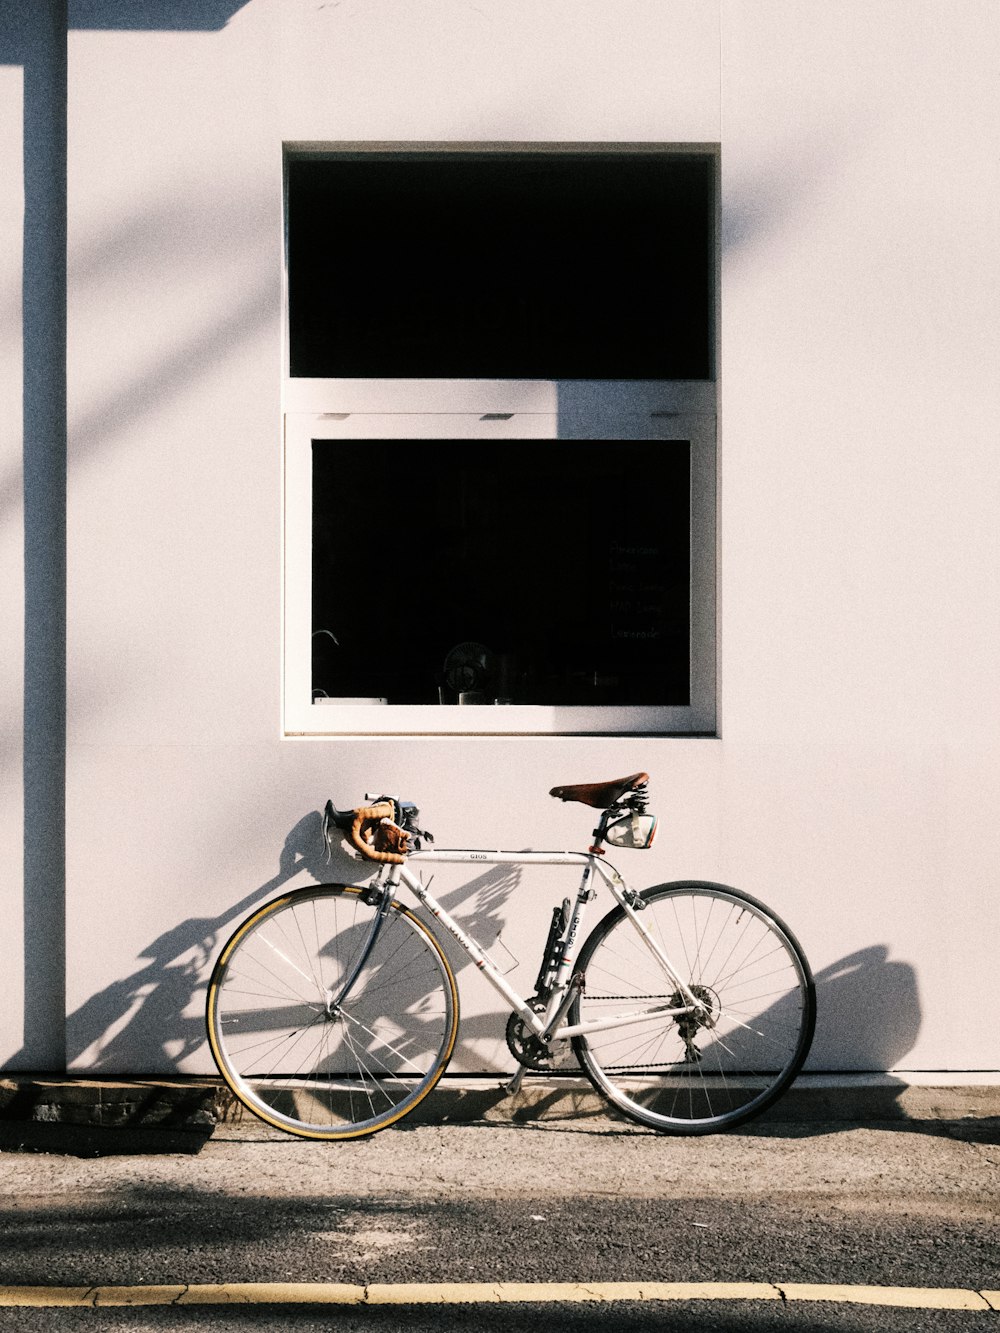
[311,440,690,707]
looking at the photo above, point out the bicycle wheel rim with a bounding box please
[207,885,459,1139]
[572,882,815,1133]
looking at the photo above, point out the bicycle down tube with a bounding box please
[396,849,703,1042]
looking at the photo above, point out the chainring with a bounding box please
[505,999,557,1072]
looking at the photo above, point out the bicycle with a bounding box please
[206,773,815,1140]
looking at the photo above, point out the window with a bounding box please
[288,152,713,380]
[283,147,717,736]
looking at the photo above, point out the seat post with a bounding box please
[588,808,610,856]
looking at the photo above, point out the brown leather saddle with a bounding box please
[549,771,649,810]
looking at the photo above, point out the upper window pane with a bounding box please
[287,152,714,380]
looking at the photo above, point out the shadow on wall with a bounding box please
[810,946,922,1074]
[55,817,524,1074]
[65,2,252,32]
[45,808,920,1079]
[633,940,923,1123]
[1,0,265,1071]
[58,813,331,1072]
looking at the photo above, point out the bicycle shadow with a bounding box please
[58,816,525,1081]
[682,943,922,1127]
[715,942,921,1081]
[810,945,922,1072]
[61,812,330,1072]
[44,817,947,1148]
[243,859,526,1073]
[746,944,934,1139]
[448,943,935,1138]
[484,942,928,1139]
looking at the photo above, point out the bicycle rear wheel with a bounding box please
[570,881,814,1134]
[207,885,459,1139]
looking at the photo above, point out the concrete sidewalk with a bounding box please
[0,1092,997,1331]
[2,1073,999,1155]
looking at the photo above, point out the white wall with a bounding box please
[718,2,1000,1070]
[4,0,998,1076]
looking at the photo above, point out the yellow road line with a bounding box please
[0,1281,995,1310]
[364,1283,781,1304]
[781,1284,991,1311]
[0,1285,362,1308]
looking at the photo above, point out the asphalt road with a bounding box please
[0,1107,997,1331]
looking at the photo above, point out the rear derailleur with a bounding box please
[671,983,719,1063]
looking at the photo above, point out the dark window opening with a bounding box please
[312,440,691,707]
[288,153,713,380]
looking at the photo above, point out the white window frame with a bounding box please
[282,144,717,737]
[283,380,715,736]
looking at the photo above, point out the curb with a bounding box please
[2,1074,999,1147]
[0,1077,227,1155]
[0,1076,225,1132]
[0,1281,997,1310]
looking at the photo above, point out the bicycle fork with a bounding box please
[324,877,394,1016]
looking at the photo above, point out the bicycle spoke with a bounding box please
[572,883,813,1133]
[338,1008,439,1079]
[341,1024,380,1118]
[209,888,457,1138]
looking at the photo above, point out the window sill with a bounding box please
[283,702,714,736]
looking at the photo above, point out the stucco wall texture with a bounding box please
[1,1,997,1076]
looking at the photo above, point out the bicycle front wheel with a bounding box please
[570,881,815,1134]
[207,885,459,1139]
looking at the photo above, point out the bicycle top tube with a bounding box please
[406,848,601,867]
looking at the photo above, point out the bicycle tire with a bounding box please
[570,881,815,1134]
[207,884,459,1139]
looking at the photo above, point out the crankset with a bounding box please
[505,997,558,1072]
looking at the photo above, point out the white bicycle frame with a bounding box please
[377,847,707,1048]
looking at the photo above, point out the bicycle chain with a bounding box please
[583,993,676,1001]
